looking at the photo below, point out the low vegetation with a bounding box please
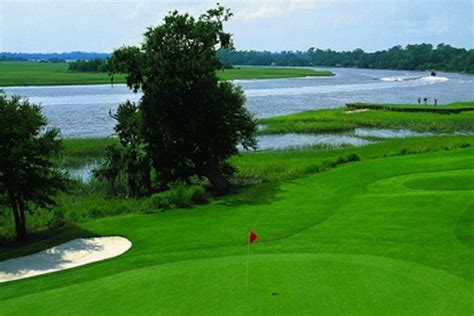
[0,62,124,86]
[347,101,474,113]
[0,62,332,87]
[2,134,472,240]
[259,103,474,135]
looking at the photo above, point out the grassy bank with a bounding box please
[1,146,473,314]
[347,101,474,113]
[259,103,474,135]
[0,135,471,240]
[0,62,333,86]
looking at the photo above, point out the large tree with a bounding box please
[109,6,256,195]
[0,94,67,241]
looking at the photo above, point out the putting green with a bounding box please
[1,148,473,315]
[1,254,473,315]
[404,172,474,191]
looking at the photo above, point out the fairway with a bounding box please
[1,147,473,315]
[0,62,333,86]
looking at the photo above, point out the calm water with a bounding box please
[69,133,373,182]
[4,67,474,138]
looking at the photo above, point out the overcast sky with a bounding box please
[0,0,472,53]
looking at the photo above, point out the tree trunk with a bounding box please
[204,159,230,196]
[10,195,27,241]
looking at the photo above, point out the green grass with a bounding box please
[218,66,334,80]
[0,147,473,315]
[258,104,474,135]
[60,137,118,168]
[348,101,474,113]
[0,62,126,86]
[0,135,459,240]
[231,136,474,182]
[0,62,333,86]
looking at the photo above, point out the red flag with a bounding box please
[248,229,257,244]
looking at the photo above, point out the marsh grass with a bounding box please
[59,137,117,168]
[231,136,474,182]
[258,105,474,135]
[0,62,333,86]
[347,101,474,113]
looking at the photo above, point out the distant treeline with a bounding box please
[219,43,474,73]
[2,43,472,73]
[0,55,66,63]
[0,55,28,61]
[0,51,110,61]
[68,58,108,72]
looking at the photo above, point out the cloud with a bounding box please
[228,0,319,20]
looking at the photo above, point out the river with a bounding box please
[4,67,473,139]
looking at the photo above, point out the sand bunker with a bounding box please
[345,109,370,114]
[0,236,132,283]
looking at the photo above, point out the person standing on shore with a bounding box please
[423,97,428,105]
[417,97,421,104]
[434,98,438,106]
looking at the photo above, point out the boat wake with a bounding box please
[379,75,449,83]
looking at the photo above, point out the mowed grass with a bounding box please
[0,147,473,315]
[0,62,333,86]
[258,104,474,135]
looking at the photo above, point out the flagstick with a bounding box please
[245,240,250,287]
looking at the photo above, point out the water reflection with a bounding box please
[255,134,371,151]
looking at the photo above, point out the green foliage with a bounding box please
[219,43,474,73]
[0,55,27,62]
[68,58,108,72]
[148,183,209,210]
[93,101,150,197]
[109,5,257,195]
[0,93,68,241]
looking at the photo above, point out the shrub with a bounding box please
[148,184,209,211]
[346,153,361,162]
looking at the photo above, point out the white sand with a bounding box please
[0,236,132,283]
[345,109,370,114]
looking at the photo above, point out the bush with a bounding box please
[148,184,209,211]
[346,153,361,162]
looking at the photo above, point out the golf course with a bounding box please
[0,145,473,314]
[1,2,474,315]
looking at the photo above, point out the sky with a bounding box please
[0,0,472,53]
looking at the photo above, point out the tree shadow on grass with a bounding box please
[0,237,106,281]
[0,224,97,262]
[218,182,284,207]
